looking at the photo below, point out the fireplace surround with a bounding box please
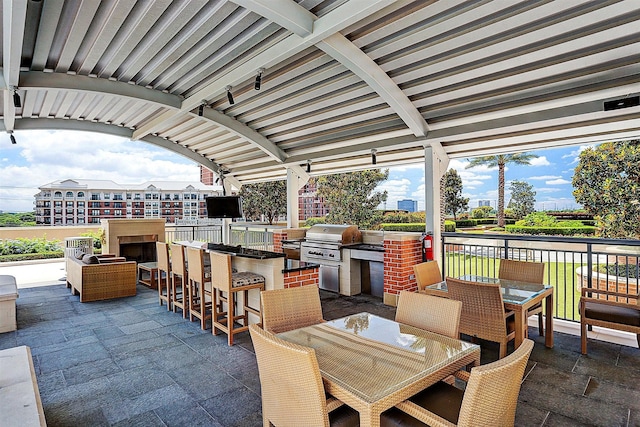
[102,219,166,263]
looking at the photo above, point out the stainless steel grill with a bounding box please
[301,225,362,292]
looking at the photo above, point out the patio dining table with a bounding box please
[277,312,480,427]
[423,275,554,349]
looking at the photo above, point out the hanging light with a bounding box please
[306,160,311,173]
[198,104,204,116]
[255,68,264,90]
[226,86,234,105]
[13,90,21,108]
[371,149,377,165]
[9,132,16,144]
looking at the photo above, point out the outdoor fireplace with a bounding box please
[102,219,165,263]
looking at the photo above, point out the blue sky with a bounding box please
[0,129,586,213]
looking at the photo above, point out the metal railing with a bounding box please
[441,232,640,322]
[165,222,285,251]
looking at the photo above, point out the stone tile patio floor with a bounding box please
[0,283,638,427]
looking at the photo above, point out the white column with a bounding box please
[424,144,449,263]
[286,167,309,228]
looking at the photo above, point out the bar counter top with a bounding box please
[207,243,286,259]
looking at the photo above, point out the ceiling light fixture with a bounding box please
[371,149,377,165]
[255,68,264,90]
[9,132,16,145]
[13,90,21,108]
[306,160,311,173]
[198,104,204,116]
[226,86,234,105]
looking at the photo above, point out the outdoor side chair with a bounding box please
[395,290,462,339]
[186,247,212,330]
[446,277,516,359]
[249,324,359,427]
[413,261,443,293]
[260,284,325,334]
[499,259,545,336]
[381,339,534,427]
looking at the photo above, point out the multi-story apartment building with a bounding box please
[35,179,222,225]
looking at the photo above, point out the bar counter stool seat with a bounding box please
[210,251,264,346]
[169,243,188,318]
[186,247,212,330]
[156,242,171,311]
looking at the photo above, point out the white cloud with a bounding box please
[529,156,550,166]
[0,130,201,212]
[562,144,594,164]
[546,178,571,185]
[536,187,563,194]
[529,175,561,180]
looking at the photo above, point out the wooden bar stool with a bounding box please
[169,243,188,319]
[186,247,212,330]
[156,242,171,311]
[210,251,264,346]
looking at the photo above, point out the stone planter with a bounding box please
[576,266,638,305]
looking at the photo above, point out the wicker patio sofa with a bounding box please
[66,253,137,302]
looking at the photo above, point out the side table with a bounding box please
[138,262,159,289]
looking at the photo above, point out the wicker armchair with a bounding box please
[260,285,325,334]
[382,339,534,427]
[156,242,171,310]
[414,261,443,293]
[395,290,462,339]
[446,277,516,359]
[249,324,359,427]
[499,259,545,336]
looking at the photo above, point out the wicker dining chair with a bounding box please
[186,247,212,330]
[210,251,264,346]
[381,339,534,427]
[446,277,516,359]
[249,324,359,427]
[395,290,462,339]
[414,261,443,293]
[169,243,188,318]
[261,285,325,334]
[499,259,545,336]
[156,242,171,311]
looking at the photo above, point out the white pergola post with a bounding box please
[424,144,449,263]
[286,167,309,228]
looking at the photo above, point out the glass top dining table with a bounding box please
[424,275,555,349]
[278,312,480,427]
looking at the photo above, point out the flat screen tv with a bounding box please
[206,196,243,218]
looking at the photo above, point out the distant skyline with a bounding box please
[1,129,587,213]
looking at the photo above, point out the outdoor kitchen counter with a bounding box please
[282,259,320,273]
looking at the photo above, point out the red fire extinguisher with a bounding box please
[420,233,434,262]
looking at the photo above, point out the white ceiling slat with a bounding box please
[96,0,174,78]
[55,0,102,73]
[76,0,138,75]
[30,0,64,70]
[230,0,315,37]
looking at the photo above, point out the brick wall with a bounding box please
[284,268,319,288]
[383,238,421,297]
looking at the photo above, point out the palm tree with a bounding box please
[465,153,538,227]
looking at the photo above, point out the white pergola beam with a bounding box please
[3,0,28,132]
[231,0,315,37]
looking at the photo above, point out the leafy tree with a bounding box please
[471,206,493,219]
[508,180,536,219]
[0,212,36,227]
[239,181,287,224]
[316,169,388,229]
[442,169,469,220]
[465,153,538,227]
[572,140,640,238]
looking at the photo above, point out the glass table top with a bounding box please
[426,275,552,305]
[277,312,479,403]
